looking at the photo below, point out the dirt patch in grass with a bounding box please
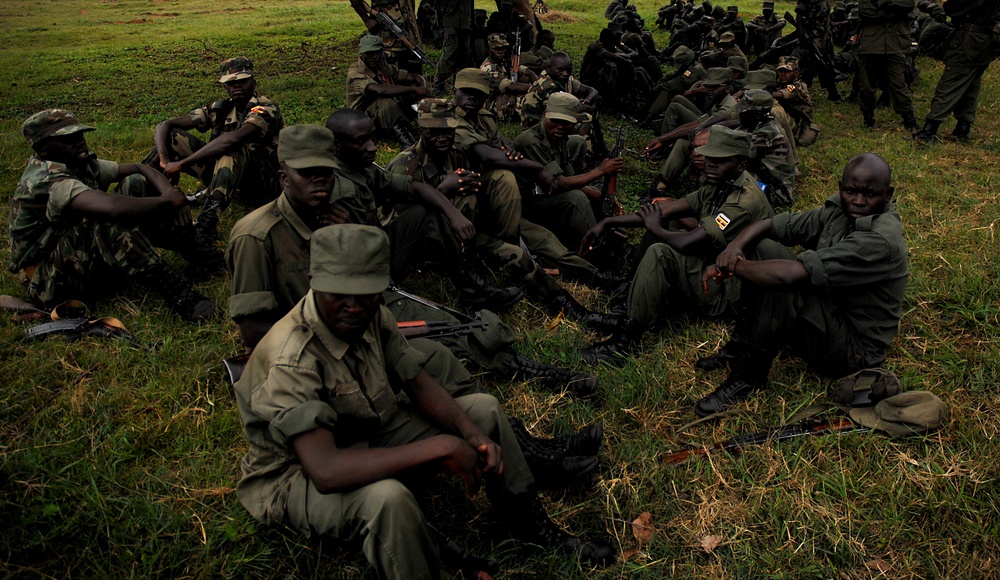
[539,10,577,23]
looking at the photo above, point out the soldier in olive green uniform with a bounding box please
[580,126,774,364]
[914,0,1000,143]
[794,0,843,101]
[746,0,786,55]
[855,0,918,130]
[480,33,538,123]
[696,153,908,416]
[772,57,820,146]
[739,90,797,208]
[10,109,217,322]
[345,35,430,149]
[643,45,708,129]
[150,57,283,242]
[433,0,474,92]
[234,224,614,580]
[513,93,625,252]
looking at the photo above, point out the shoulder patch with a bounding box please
[786,85,796,92]
[684,70,692,77]
[250,105,268,115]
[715,213,731,230]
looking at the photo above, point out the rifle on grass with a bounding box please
[662,416,871,465]
[360,0,434,67]
[510,30,522,82]
[397,315,489,339]
[600,127,625,218]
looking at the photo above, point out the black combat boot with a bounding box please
[450,257,523,312]
[524,272,623,333]
[580,317,644,365]
[694,349,773,417]
[507,355,599,399]
[193,192,226,243]
[508,418,604,489]
[390,120,416,149]
[140,263,217,323]
[503,492,617,566]
[952,121,972,143]
[913,119,941,144]
[176,226,225,281]
[694,336,746,372]
[902,112,920,132]
[863,112,876,129]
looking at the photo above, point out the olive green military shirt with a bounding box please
[512,122,587,179]
[454,105,505,154]
[857,0,914,54]
[226,193,313,320]
[234,291,429,522]
[771,193,908,363]
[345,58,410,111]
[331,158,413,226]
[8,156,120,272]
[683,170,775,249]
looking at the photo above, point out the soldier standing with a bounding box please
[794,0,844,102]
[855,0,919,130]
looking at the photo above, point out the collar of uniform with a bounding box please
[35,155,102,182]
[411,141,441,180]
[225,94,262,125]
[276,192,314,242]
[302,289,377,360]
[332,157,372,187]
[825,191,895,231]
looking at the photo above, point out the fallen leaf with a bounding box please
[544,311,564,333]
[622,547,640,561]
[700,534,723,554]
[631,512,654,545]
[866,559,890,573]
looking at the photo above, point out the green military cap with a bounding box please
[278,125,335,169]
[487,33,510,48]
[218,56,254,84]
[719,31,736,43]
[310,224,391,295]
[727,5,739,12]
[614,13,630,24]
[416,98,459,129]
[762,0,775,7]
[776,55,799,71]
[694,125,755,158]
[544,92,581,123]
[849,391,948,438]
[745,68,776,90]
[672,45,696,65]
[701,67,733,86]
[727,55,748,73]
[454,68,491,94]
[21,108,95,147]
[741,89,773,112]
[359,34,384,54]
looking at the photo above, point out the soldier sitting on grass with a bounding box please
[149,56,283,242]
[10,109,217,322]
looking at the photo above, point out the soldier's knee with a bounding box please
[456,393,503,430]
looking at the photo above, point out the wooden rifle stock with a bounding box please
[510,30,521,82]
[662,416,869,465]
[397,316,488,339]
[600,127,624,218]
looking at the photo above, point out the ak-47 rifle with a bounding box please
[661,416,871,465]
[360,0,434,67]
[600,127,625,218]
[510,30,522,82]
[783,11,834,70]
[397,315,489,339]
[748,32,799,69]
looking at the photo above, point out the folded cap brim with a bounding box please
[745,82,770,90]
[219,71,254,83]
[311,272,390,295]
[545,112,578,123]
[694,144,742,157]
[848,407,925,437]
[416,118,460,129]
[282,155,337,169]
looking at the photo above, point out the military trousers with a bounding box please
[658,137,693,185]
[627,242,738,326]
[926,63,991,124]
[738,239,881,376]
[283,393,534,580]
[522,189,596,252]
[857,53,913,118]
[659,95,702,135]
[478,168,522,243]
[365,97,410,132]
[435,27,471,87]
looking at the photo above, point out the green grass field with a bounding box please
[2,0,999,577]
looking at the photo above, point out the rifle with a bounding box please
[600,127,625,218]
[360,0,434,67]
[748,32,799,69]
[397,315,489,339]
[661,416,871,465]
[387,284,471,321]
[783,11,834,70]
[510,30,522,82]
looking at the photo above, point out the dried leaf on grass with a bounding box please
[622,547,640,561]
[631,512,654,545]
[544,311,564,333]
[700,534,723,554]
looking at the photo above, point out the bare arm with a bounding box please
[68,163,187,222]
[348,0,379,30]
[154,115,197,170]
[411,181,476,241]
[162,123,261,176]
[554,156,623,192]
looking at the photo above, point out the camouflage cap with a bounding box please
[672,45,696,66]
[278,125,335,169]
[21,109,95,147]
[776,56,799,71]
[416,98,459,129]
[487,33,510,48]
[701,67,733,86]
[359,34,384,53]
[454,68,491,94]
[694,125,754,158]
[218,56,254,84]
[544,92,581,123]
[719,31,736,43]
[849,391,948,438]
[310,224,391,295]
[745,68,777,90]
[741,89,774,112]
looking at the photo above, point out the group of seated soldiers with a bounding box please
[10,0,995,576]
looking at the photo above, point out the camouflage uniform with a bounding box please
[479,52,529,123]
[518,71,588,128]
[346,56,413,131]
[774,74,816,145]
[369,0,423,72]
[9,156,172,305]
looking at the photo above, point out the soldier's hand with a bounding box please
[448,213,476,241]
[702,264,726,294]
[173,206,193,229]
[440,435,483,498]
[455,169,482,194]
[537,168,557,192]
[638,203,661,230]
[465,432,503,475]
[318,201,352,227]
[413,86,432,99]
[715,246,745,276]
[162,161,184,177]
[163,186,188,208]
[644,136,667,159]
[600,156,625,175]
[580,222,606,254]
